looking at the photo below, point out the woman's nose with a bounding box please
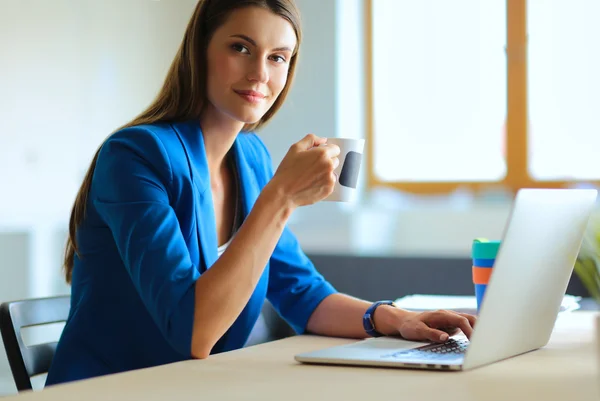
[247,58,269,83]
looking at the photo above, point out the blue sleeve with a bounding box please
[248,134,338,334]
[267,229,337,334]
[91,127,199,357]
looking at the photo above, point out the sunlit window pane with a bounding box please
[372,0,507,182]
[528,0,600,181]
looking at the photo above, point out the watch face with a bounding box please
[339,151,362,188]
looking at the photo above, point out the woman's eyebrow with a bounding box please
[229,34,293,52]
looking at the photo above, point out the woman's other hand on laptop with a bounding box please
[392,309,477,343]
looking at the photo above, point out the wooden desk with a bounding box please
[6,312,600,401]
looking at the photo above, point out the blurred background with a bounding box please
[1,0,599,394]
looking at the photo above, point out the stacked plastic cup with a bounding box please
[471,239,501,313]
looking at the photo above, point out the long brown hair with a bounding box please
[64,0,302,283]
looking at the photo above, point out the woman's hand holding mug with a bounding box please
[270,134,340,208]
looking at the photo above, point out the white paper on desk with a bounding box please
[394,294,581,314]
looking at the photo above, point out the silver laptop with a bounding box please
[295,188,598,371]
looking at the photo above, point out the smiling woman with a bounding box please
[205,6,297,125]
[46,0,475,388]
[47,0,343,386]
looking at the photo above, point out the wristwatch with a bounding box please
[363,300,395,337]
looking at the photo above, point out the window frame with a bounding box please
[364,0,594,194]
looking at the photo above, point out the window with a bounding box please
[366,0,600,194]
[528,0,600,181]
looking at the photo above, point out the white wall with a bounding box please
[0,0,199,393]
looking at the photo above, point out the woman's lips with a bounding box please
[234,89,266,104]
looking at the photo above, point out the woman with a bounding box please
[46,0,476,386]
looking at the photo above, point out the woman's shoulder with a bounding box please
[101,121,188,163]
[105,121,175,150]
[96,122,177,183]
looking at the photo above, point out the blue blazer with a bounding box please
[46,120,336,386]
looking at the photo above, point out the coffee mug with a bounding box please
[322,138,365,202]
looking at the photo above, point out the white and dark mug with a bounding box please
[322,138,365,202]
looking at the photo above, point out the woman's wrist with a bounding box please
[257,180,296,223]
[372,305,415,337]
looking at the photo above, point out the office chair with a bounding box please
[0,295,70,391]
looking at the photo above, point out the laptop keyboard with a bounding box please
[383,338,470,361]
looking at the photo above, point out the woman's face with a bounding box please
[205,6,297,126]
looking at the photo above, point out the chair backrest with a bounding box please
[0,295,70,391]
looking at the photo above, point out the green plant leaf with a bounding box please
[574,258,600,302]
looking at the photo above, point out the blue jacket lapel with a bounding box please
[233,136,260,218]
[196,179,219,271]
[170,123,263,273]
[171,121,218,272]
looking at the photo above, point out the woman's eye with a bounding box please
[270,55,286,63]
[232,43,249,54]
